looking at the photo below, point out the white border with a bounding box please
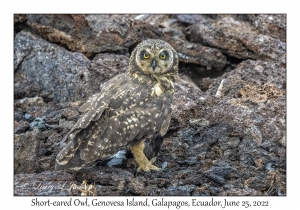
[4,0,297,209]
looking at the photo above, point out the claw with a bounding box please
[136,160,160,172]
[149,164,160,171]
[149,157,157,164]
[137,167,150,172]
[137,166,150,172]
[130,140,160,173]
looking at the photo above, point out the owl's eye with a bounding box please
[159,54,166,59]
[143,53,150,59]
[159,53,167,60]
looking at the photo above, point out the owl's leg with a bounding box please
[130,139,160,172]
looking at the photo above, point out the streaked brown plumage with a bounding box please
[55,39,178,172]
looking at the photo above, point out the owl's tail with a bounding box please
[55,134,86,171]
[55,150,86,171]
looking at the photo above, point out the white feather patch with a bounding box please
[106,150,127,166]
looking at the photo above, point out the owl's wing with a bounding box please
[58,80,115,147]
[55,74,126,167]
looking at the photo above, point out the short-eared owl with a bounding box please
[55,39,178,172]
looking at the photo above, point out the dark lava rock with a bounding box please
[14,161,148,196]
[29,117,46,131]
[176,156,197,166]
[218,137,240,151]
[14,14,27,24]
[193,123,234,146]
[178,128,195,142]
[171,74,205,127]
[173,14,208,25]
[88,53,129,82]
[24,113,35,122]
[14,120,29,134]
[14,31,132,103]
[14,31,91,102]
[247,14,286,42]
[14,110,24,121]
[135,14,187,40]
[220,188,263,196]
[62,107,79,121]
[203,166,232,185]
[14,129,40,174]
[25,14,227,69]
[14,97,45,113]
[14,170,76,196]
[14,127,64,174]
[167,185,196,196]
[186,15,286,64]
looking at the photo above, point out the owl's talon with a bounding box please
[137,166,150,173]
[148,164,160,171]
[131,139,161,173]
[150,157,157,164]
[137,162,160,172]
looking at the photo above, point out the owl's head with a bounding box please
[129,39,178,76]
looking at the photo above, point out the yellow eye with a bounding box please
[143,53,150,59]
[160,54,166,60]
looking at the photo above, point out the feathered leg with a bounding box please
[130,139,160,172]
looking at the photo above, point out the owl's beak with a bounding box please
[151,59,157,70]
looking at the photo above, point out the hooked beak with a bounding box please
[151,59,157,70]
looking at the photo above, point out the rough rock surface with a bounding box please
[247,14,286,42]
[186,15,286,64]
[14,14,286,196]
[14,31,129,102]
[25,14,227,70]
[14,14,27,24]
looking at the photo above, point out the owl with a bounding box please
[55,39,179,172]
